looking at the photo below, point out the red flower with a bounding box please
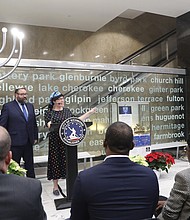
[145,152,175,173]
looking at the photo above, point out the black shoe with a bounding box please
[53,189,60,196]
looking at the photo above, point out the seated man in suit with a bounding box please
[0,126,47,220]
[157,141,190,220]
[70,121,159,220]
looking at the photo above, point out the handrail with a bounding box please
[119,29,176,65]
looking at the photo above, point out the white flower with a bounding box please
[129,155,149,167]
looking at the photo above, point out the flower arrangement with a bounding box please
[129,155,149,167]
[145,152,175,173]
[7,159,27,176]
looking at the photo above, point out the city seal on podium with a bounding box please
[59,117,87,146]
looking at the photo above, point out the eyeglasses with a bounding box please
[16,93,28,96]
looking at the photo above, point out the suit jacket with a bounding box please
[158,168,190,220]
[70,156,159,220]
[0,172,46,220]
[0,100,38,146]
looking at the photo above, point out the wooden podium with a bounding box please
[54,120,92,210]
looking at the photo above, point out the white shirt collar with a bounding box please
[104,155,129,161]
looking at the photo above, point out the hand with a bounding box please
[156,200,166,210]
[79,107,97,121]
[34,140,38,145]
[47,121,52,128]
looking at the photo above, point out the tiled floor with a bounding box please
[37,174,69,220]
[39,159,190,220]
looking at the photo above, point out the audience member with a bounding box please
[70,121,159,220]
[0,87,38,178]
[157,141,190,220]
[0,126,46,220]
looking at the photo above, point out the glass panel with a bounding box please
[0,66,186,158]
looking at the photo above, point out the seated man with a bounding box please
[0,126,47,220]
[157,142,190,220]
[70,121,159,220]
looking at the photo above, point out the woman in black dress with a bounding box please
[44,91,96,196]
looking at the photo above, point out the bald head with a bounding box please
[104,122,134,155]
[0,126,11,161]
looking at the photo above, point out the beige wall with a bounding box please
[0,13,175,63]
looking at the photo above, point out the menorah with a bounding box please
[0,27,24,80]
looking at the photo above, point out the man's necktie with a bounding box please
[21,103,28,121]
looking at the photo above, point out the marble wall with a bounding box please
[0,13,176,64]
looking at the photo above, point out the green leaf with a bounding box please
[7,159,27,177]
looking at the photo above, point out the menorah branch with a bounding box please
[0,27,24,80]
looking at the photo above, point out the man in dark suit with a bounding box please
[0,126,46,220]
[0,87,38,178]
[70,121,159,220]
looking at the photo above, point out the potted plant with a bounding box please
[145,152,175,173]
[7,159,27,177]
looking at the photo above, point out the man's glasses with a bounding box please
[16,93,28,96]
